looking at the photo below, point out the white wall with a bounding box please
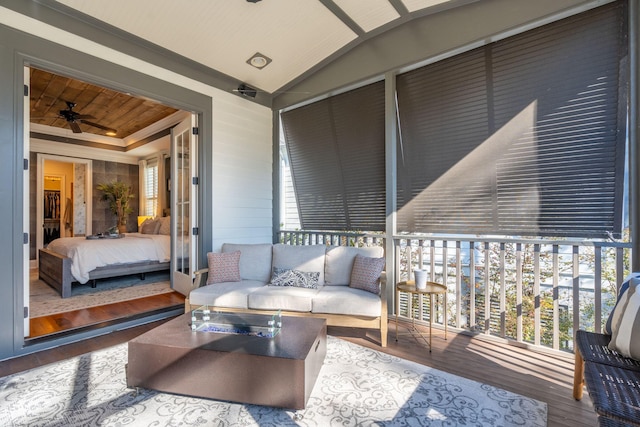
[211,96,273,250]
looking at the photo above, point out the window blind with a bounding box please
[281,81,386,231]
[143,158,159,217]
[396,1,628,238]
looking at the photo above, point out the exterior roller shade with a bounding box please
[396,1,628,238]
[281,81,386,231]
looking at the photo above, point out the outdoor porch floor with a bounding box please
[0,318,596,426]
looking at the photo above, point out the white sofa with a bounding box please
[186,243,388,347]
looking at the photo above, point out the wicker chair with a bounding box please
[598,417,640,427]
[574,329,640,426]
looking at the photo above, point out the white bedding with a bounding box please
[46,233,171,284]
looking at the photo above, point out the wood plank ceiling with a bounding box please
[30,68,178,139]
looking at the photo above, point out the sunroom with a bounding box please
[0,0,638,425]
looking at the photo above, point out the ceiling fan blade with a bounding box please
[75,114,95,120]
[69,121,82,133]
[81,120,117,135]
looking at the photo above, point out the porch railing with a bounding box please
[278,230,632,353]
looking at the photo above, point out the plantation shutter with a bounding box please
[143,158,159,217]
[396,1,628,238]
[281,81,386,231]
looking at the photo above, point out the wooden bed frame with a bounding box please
[38,248,170,298]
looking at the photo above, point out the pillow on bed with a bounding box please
[140,218,160,234]
[206,251,241,284]
[157,216,171,235]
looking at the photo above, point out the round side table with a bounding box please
[395,280,447,351]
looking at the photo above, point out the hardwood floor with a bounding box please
[3,307,597,427]
[27,291,185,340]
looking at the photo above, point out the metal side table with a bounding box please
[395,280,447,351]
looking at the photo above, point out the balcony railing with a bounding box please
[278,230,632,353]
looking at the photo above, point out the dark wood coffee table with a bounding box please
[126,311,327,409]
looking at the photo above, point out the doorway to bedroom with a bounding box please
[26,66,194,341]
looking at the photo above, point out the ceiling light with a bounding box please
[247,52,272,70]
[105,129,117,136]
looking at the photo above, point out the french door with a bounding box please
[170,114,198,296]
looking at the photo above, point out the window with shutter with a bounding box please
[281,81,386,232]
[143,158,159,217]
[396,1,628,238]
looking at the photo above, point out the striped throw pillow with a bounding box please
[608,277,640,359]
[605,273,640,335]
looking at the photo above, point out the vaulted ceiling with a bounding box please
[54,0,479,95]
[29,0,479,140]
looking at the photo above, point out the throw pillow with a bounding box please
[158,216,171,235]
[139,218,160,234]
[206,251,241,285]
[608,277,640,359]
[605,273,640,335]
[349,254,385,295]
[270,267,320,289]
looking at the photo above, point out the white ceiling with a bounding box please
[56,0,472,94]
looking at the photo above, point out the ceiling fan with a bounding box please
[56,101,117,136]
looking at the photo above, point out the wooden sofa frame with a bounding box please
[39,248,170,298]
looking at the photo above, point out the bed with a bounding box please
[39,233,171,298]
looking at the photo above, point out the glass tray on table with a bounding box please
[190,306,282,338]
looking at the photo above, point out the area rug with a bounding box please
[30,269,172,318]
[0,336,547,426]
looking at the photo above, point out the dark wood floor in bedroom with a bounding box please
[5,305,597,427]
[27,291,185,339]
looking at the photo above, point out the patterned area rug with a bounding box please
[30,269,173,318]
[0,336,547,426]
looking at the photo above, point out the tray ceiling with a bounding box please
[30,68,178,139]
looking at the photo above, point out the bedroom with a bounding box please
[28,67,190,340]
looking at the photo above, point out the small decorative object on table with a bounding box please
[86,231,125,239]
[414,269,428,289]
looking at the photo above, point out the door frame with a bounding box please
[35,154,93,265]
[13,51,212,357]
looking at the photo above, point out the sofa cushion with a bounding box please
[206,251,241,284]
[313,286,381,317]
[222,243,273,282]
[189,280,265,309]
[270,267,320,289]
[248,285,319,312]
[325,246,384,286]
[349,254,385,295]
[272,244,327,286]
[608,277,640,359]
